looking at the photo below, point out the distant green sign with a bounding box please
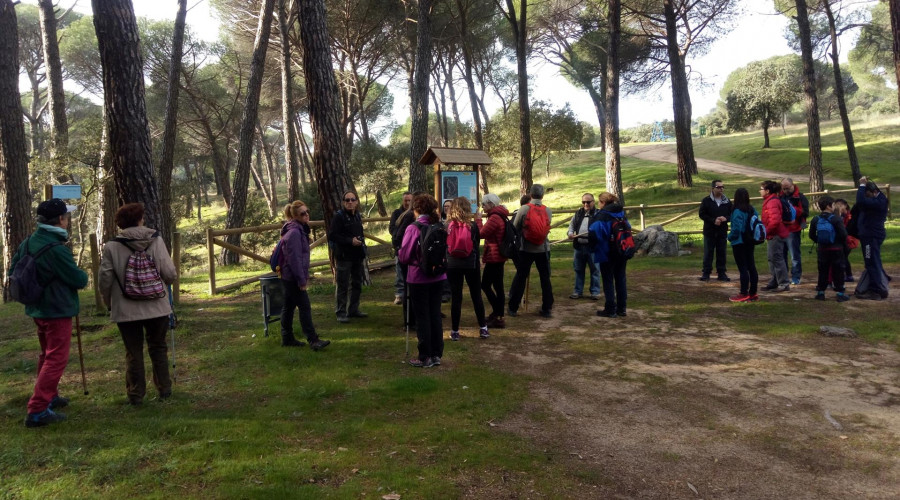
[52,184,82,200]
[699,125,707,137]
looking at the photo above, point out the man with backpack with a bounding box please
[567,193,601,299]
[698,180,733,282]
[808,196,849,302]
[8,199,88,427]
[508,184,554,318]
[781,178,810,285]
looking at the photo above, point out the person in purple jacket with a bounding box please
[398,194,446,367]
[279,201,330,350]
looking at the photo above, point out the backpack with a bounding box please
[415,221,448,277]
[270,238,284,273]
[522,203,550,245]
[780,197,797,223]
[447,221,473,258]
[814,214,836,245]
[115,237,167,300]
[609,216,636,260]
[743,211,767,245]
[8,240,63,305]
[498,215,520,261]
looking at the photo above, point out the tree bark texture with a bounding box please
[297,0,354,223]
[158,0,188,252]
[663,0,695,187]
[95,105,118,243]
[793,0,824,193]
[278,0,301,202]
[38,0,68,160]
[889,0,900,118]
[605,0,624,204]
[503,0,533,196]
[408,0,433,193]
[1,0,34,301]
[823,0,860,184]
[224,0,276,264]
[92,0,162,231]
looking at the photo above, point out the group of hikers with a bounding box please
[8,175,890,427]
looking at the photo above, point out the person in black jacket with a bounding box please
[808,195,849,302]
[329,191,367,323]
[389,192,413,305]
[698,180,733,282]
[566,193,601,299]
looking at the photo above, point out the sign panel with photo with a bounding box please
[440,171,478,213]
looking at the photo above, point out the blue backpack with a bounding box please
[780,197,797,223]
[814,214,836,245]
[9,240,63,305]
[270,239,284,273]
[743,211,767,245]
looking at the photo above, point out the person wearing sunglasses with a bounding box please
[698,180,733,282]
[328,190,367,323]
[567,193,601,300]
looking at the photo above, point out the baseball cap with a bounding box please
[36,198,77,219]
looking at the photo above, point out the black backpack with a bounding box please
[497,215,519,261]
[9,239,63,305]
[415,221,448,277]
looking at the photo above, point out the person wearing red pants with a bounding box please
[8,199,88,427]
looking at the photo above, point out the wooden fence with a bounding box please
[206,185,890,295]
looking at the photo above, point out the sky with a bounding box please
[33,0,863,131]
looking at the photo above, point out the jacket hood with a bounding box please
[281,219,308,236]
[488,205,509,218]
[117,226,159,251]
[602,203,625,217]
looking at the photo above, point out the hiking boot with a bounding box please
[778,285,791,292]
[393,296,403,305]
[717,274,731,282]
[815,292,826,301]
[431,356,441,366]
[159,390,172,400]
[729,294,750,302]
[488,316,506,329]
[49,395,69,410]
[450,330,460,341]
[538,309,552,318]
[281,333,306,347]
[409,358,426,367]
[589,294,601,300]
[616,310,627,317]
[596,309,617,318]
[698,274,710,281]
[507,309,518,317]
[336,315,350,324]
[311,339,331,351]
[129,397,144,406]
[836,293,850,303]
[348,311,368,318]
[569,293,581,299]
[763,283,778,291]
[24,408,66,428]
[479,327,490,339]
[423,357,436,368]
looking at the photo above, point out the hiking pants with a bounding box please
[448,267,487,331]
[481,262,505,318]
[118,315,171,402]
[409,281,444,361]
[732,243,758,296]
[816,249,845,293]
[508,251,554,313]
[27,317,72,414]
[281,280,319,342]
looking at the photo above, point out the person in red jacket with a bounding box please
[479,193,509,328]
[759,181,791,292]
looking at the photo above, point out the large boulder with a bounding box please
[633,225,680,257]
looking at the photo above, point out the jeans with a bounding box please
[732,243,758,295]
[281,280,319,342]
[27,317,72,414]
[599,257,627,313]
[702,233,728,276]
[335,258,364,317]
[817,249,845,293]
[448,267,487,330]
[508,251,554,313]
[860,236,888,295]
[481,262,505,318]
[783,231,803,282]
[118,316,171,402]
[409,281,444,361]
[766,235,790,287]
[393,260,405,299]
[573,245,601,296]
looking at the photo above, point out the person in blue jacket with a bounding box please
[726,188,759,302]
[854,177,889,299]
[589,192,629,318]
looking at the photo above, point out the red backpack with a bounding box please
[447,220,474,258]
[522,203,550,245]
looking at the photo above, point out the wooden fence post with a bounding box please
[89,234,104,313]
[172,232,181,304]
[207,227,216,295]
[885,184,891,220]
[639,204,646,231]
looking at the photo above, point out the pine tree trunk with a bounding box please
[96,105,118,243]
[92,0,162,231]
[458,3,484,152]
[891,0,900,112]
[504,0,533,196]
[375,190,387,217]
[605,0,624,204]
[0,0,33,301]
[587,83,606,152]
[297,0,355,223]
[38,0,68,162]
[794,0,824,193]
[663,0,695,187]
[408,0,433,193]
[763,111,770,149]
[823,0,860,184]
[224,0,276,264]
[278,0,300,202]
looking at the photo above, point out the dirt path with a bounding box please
[622,143,855,187]
[473,270,899,498]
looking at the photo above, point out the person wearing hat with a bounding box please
[8,199,88,428]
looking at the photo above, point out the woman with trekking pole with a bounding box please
[99,203,177,406]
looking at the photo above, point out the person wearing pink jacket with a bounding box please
[759,181,790,292]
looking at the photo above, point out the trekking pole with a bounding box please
[74,315,88,395]
[404,280,410,358]
[168,285,176,384]
[524,276,530,312]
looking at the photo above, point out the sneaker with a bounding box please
[729,294,751,302]
[508,309,518,317]
[431,356,441,366]
[48,395,69,410]
[479,327,490,339]
[589,294,601,300]
[281,337,306,347]
[815,292,826,301]
[24,408,67,428]
[836,293,850,303]
[393,296,403,305]
[791,279,801,285]
[779,285,791,292]
[569,293,581,299]
[763,283,778,291]
[488,317,506,329]
[311,339,331,351]
[596,310,617,318]
[698,275,711,282]
[423,357,436,368]
[450,330,460,341]
[409,358,426,367]
[336,315,350,324]
[747,294,760,302]
[717,275,731,282]
[616,310,627,317]
[348,311,368,318]
[538,309,552,318]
